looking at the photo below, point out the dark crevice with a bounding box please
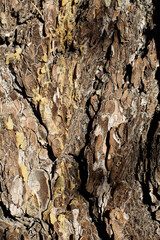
[101,29,107,42]
[59,0,62,8]
[103,211,115,239]
[21,235,25,240]
[153,0,160,104]
[124,64,133,87]
[73,146,91,200]
[13,86,28,99]
[14,83,47,132]
[153,184,160,201]
[115,24,122,44]
[11,8,18,18]
[0,201,16,220]
[36,15,45,24]
[105,42,112,61]
[137,112,160,220]
[153,1,160,61]
[69,234,74,240]
[110,234,114,240]
[95,220,110,239]
[39,232,43,240]
[94,76,103,90]
[138,78,146,94]
[55,232,58,240]
[56,15,58,27]
[13,85,48,135]
[136,137,154,218]
[141,24,153,59]
[135,136,143,181]
[149,2,160,203]
[40,0,43,9]
[5,37,10,46]
[47,176,53,202]
[68,41,76,52]
[66,201,71,211]
[103,32,115,71]
[94,205,110,239]
[93,78,100,90]
[147,114,160,154]
[105,131,110,159]
[71,0,74,7]
[0,36,10,46]
[64,39,68,51]
[0,36,5,45]
[75,0,89,24]
[13,29,21,47]
[42,23,47,37]
[48,223,57,239]
[3,228,7,240]
[72,70,111,238]
[155,66,160,103]
[46,144,56,163]
[141,177,153,206]
[136,0,160,220]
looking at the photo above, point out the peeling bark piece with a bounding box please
[26,193,40,218]
[10,177,23,205]
[28,169,50,211]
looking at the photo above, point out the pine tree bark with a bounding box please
[0,0,160,239]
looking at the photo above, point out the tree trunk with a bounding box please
[0,0,160,239]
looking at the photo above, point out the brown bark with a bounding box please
[0,0,160,239]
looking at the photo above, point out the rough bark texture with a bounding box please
[0,0,160,239]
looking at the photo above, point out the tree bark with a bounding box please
[0,0,160,239]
